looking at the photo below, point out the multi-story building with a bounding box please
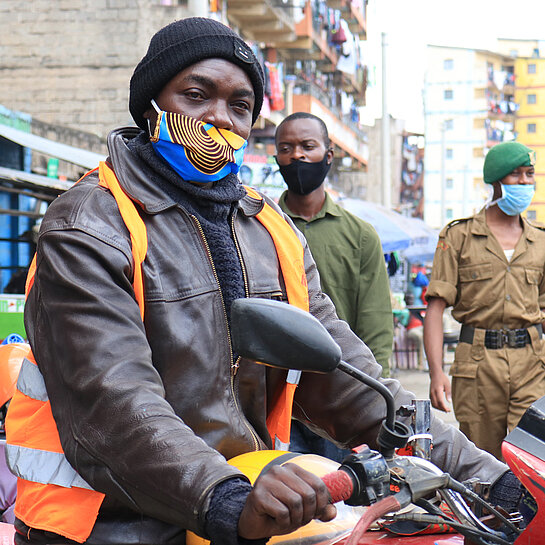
[0,0,372,291]
[423,45,516,229]
[497,39,545,222]
[228,0,369,198]
[0,0,370,196]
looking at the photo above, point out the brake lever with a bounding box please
[390,456,518,539]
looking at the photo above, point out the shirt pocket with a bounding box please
[457,262,494,311]
[450,343,480,422]
[522,267,542,311]
[525,267,542,286]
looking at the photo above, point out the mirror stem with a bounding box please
[337,360,396,430]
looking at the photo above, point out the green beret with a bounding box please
[483,141,536,184]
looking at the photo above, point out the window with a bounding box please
[446,178,454,189]
[444,119,453,130]
[528,123,537,133]
[446,148,453,159]
[444,89,453,100]
[527,210,537,220]
[446,208,453,220]
[528,94,537,104]
[473,147,484,158]
[528,63,536,74]
[474,88,485,99]
[473,118,485,129]
[444,59,454,70]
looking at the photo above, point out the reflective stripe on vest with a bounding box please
[6,444,93,490]
[16,357,47,401]
[7,358,94,489]
[6,352,105,542]
[6,171,308,543]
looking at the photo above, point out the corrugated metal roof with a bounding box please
[0,124,105,169]
[0,166,73,194]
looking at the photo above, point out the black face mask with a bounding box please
[276,153,331,195]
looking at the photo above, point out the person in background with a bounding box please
[411,270,429,305]
[275,112,393,376]
[274,112,393,462]
[424,141,545,460]
[404,291,426,371]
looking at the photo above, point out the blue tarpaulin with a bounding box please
[339,197,438,260]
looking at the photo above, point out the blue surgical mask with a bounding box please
[495,184,535,216]
[148,100,248,184]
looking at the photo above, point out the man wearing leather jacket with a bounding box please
[7,17,520,545]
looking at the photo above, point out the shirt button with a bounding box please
[506,266,511,272]
[472,272,477,279]
[506,295,511,301]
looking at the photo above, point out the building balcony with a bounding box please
[274,1,338,69]
[291,83,367,168]
[226,0,296,44]
[327,0,367,37]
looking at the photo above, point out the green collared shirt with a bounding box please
[279,191,393,374]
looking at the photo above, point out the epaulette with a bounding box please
[526,218,545,231]
[443,216,471,233]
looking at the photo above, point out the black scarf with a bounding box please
[127,133,246,321]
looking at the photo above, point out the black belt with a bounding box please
[459,324,543,349]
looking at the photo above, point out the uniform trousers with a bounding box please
[450,326,545,460]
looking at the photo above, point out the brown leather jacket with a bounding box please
[24,127,507,544]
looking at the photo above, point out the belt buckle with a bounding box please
[505,329,516,348]
[503,329,528,348]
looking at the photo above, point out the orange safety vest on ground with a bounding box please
[6,163,308,543]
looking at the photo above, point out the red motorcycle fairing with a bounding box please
[502,442,545,545]
[340,533,464,545]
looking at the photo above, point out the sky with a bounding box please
[360,0,545,132]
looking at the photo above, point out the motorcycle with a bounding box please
[222,298,545,545]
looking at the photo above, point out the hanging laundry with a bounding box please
[336,20,357,75]
[266,62,285,111]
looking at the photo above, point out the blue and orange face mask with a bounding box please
[148,99,248,184]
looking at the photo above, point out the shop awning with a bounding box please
[339,197,437,256]
[340,198,411,252]
[0,165,73,199]
[0,124,105,169]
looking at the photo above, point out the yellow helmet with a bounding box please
[186,450,365,545]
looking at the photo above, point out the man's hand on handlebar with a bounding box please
[238,463,337,539]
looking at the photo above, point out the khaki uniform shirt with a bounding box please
[427,208,545,329]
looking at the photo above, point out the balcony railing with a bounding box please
[226,0,297,44]
[292,79,364,136]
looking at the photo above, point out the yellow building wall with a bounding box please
[515,58,545,223]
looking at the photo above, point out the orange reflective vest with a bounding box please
[6,164,308,542]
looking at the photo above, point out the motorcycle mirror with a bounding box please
[230,298,342,373]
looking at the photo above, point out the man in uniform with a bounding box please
[424,141,545,459]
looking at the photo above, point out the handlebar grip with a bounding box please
[322,470,354,503]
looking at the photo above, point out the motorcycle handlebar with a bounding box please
[322,470,354,503]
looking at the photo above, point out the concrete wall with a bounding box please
[361,116,403,207]
[0,0,199,138]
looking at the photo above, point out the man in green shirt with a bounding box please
[275,112,393,460]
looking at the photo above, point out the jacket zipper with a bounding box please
[190,215,259,451]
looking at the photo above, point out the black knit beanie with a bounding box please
[129,17,264,130]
